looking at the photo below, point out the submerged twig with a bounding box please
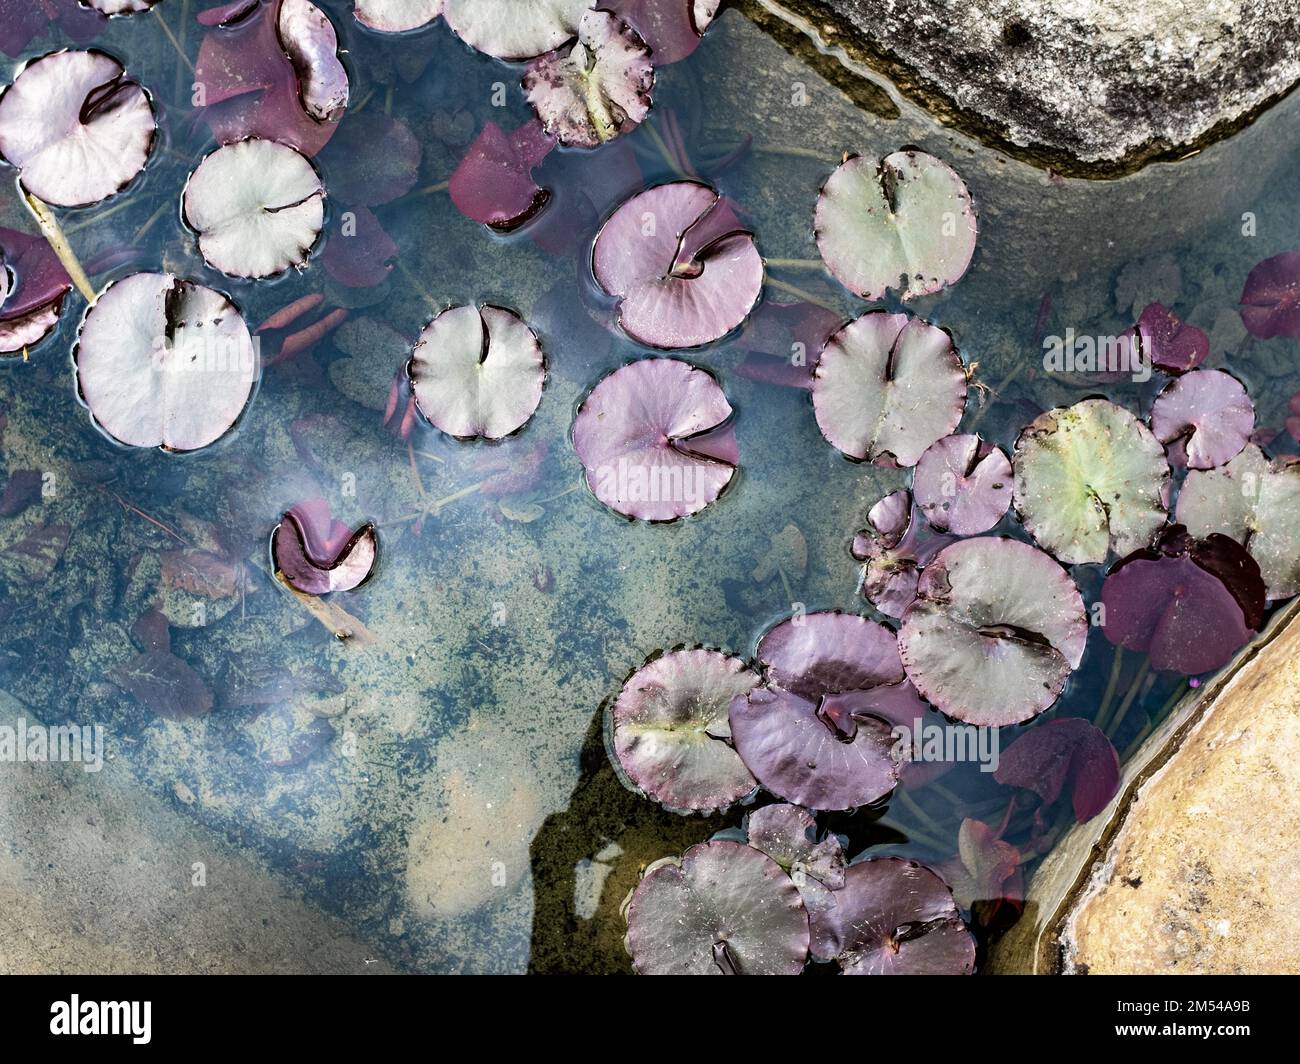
[25,194,96,303]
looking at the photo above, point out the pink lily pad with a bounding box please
[607,648,760,813]
[604,0,720,65]
[572,357,737,521]
[1149,368,1254,471]
[993,718,1120,822]
[1240,251,1300,339]
[354,0,444,33]
[755,610,903,700]
[851,489,953,618]
[812,311,967,467]
[912,433,1012,535]
[624,839,809,975]
[0,226,72,355]
[1136,302,1208,374]
[272,502,377,594]
[0,49,155,207]
[85,1,163,12]
[449,118,556,231]
[443,0,592,60]
[592,180,763,349]
[898,537,1088,726]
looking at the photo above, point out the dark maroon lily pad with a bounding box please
[319,111,421,206]
[0,227,71,355]
[913,434,1012,535]
[756,610,903,699]
[323,205,398,288]
[107,650,214,721]
[572,357,737,521]
[898,538,1088,726]
[449,118,556,231]
[607,648,759,813]
[812,857,975,975]
[623,839,809,975]
[1149,368,1253,471]
[851,489,953,618]
[994,717,1120,822]
[604,0,720,65]
[1100,524,1265,675]
[272,501,377,594]
[1136,302,1208,374]
[0,1,105,58]
[1240,251,1300,339]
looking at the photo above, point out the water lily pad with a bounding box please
[993,718,1120,822]
[1012,398,1170,564]
[1176,444,1300,599]
[0,227,72,355]
[814,857,975,975]
[276,0,349,121]
[449,118,556,231]
[523,10,653,149]
[74,273,258,452]
[592,180,763,349]
[354,0,444,33]
[756,610,903,699]
[939,817,1023,922]
[1136,302,1208,374]
[913,433,1012,535]
[272,504,377,594]
[898,537,1088,726]
[815,149,977,302]
[0,49,154,207]
[1240,251,1300,339]
[623,839,809,975]
[607,648,759,813]
[86,1,162,12]
[320,112,421,206]
[1100,525,1265,674]
[572,357,737,520]
[851,489,952,618]
[811,311,967,467]
[605,0,720,65]
[407,304,545,440]
[183,139,324,279]
[1149,368,1253,471]
[443,0,591,60]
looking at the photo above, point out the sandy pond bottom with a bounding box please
[2,4,1300,973]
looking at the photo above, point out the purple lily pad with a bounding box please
[0,49,155,208]
[1136,302,1208,374]
[592,180,763,349]
[74,273,259,452]
[322,205,398,288]
[0,1,105,58]
[572,357,737,521]
[407,304,545,440]
[815,150,978,302]
[450,118,556,231]
[523,9,653,149]
[1100,525,1265,675]
[812,311,967,467]
[623,839,809,975]
[755,610,903,700]
[913,433,1012,535]
[354,0,444,33]
[1240,251,1300,339]
[604,0,720,65]
[0,227,72,355]
[1149,368,1254,471]
[851,489,953,618]
[898,537,1088,726]
[733,299,842,390]
[271,502,377,595]
[607,648,760,813]
[443,0,591,61]
[994,717,1120,822]
[319,112,421,206]
[813,858,975,975]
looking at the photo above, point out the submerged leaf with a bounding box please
[994,718,1120,821]
[0,227,71,355]
[108,650,214,721]
[1136,302,1208,374]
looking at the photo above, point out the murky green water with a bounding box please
[2,2,1299,973]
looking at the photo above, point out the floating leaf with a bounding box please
[572,357,737,520]
[354,0,444,32]
[0,227,71,355]
[605,0,720,65]
[75,273,258,452]
[86,1,163,13]
[1136,302,1208,374]
[994,718,1120,822]
[623,839,809,975]
[592,181,763,349]
[607,648,759,813]
[272,505,377,594]
[107,650,213,721]
[407,304,545,440]
[898,537,1088,726]
[756,610,903,699]
[443,0,591,60]
[912,433,1012,535]
[851,489,953,618]
[811,311,967,467]
[0,49,154,208]
[449,118,556,231]
[1100,525,1265,675]
[1012,398,1169,564]
[1239,250,1300,339]
[279,0,350,120]
[1149,368,1253,471]
[1176,444,1300,599]
[815,149,977,302]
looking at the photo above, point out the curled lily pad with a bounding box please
[0,49,154,208]
[606,0,719,65]
[592,181,763,349]
[1149,368,1253,471]
[607,648,759,813]
[272,502,377,594]
[624,839,809,975]
[1136,302,1208,374]
[1012,398,1170,564]
[814,858,975,975]
[278,0,350,121]
[994,718,1120,822]
[407,304,545,441]
[913,433,1012,535]
[1176,444,1300,599]
[851,489,952,618]
[815,150,977,302]
[0,227,72,355]
[354,0,444,33]
[1239,251,1300,339]
[898,537,1087,726]
[183,139,324,280]
[756,610,903,699]
[812,311,967,467]
[75,273,258,452]
[572,357,737,521]
[1100,525,1265,675]
[523,10,653,149]
[450,118,556,231]
[444,0,591,61]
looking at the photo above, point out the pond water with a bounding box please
[2,1,1299,973]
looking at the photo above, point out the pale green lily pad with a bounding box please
[1176,444,1300,600]
[1012,398,1169,565]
